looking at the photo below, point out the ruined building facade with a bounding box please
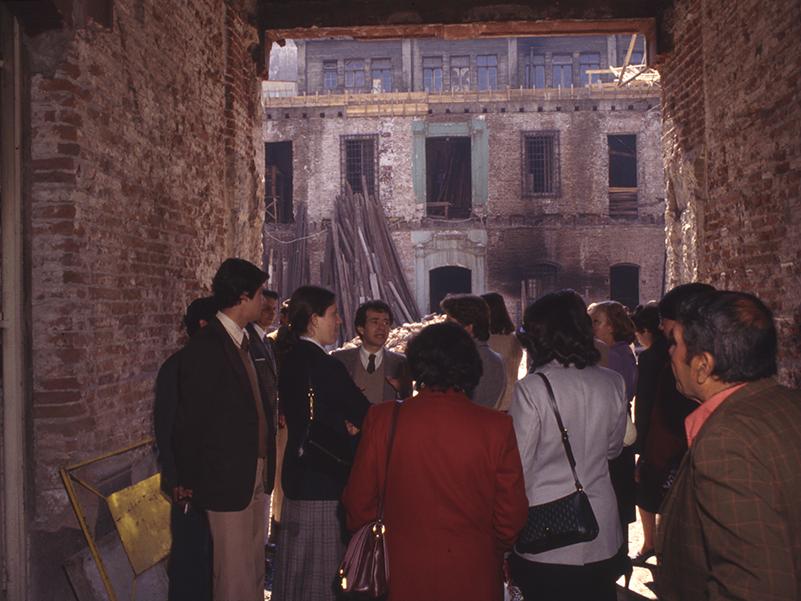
[263,35,665,319]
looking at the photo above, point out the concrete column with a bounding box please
[402,39,413,91]
[507,38,518,88]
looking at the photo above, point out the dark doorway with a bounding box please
[265,141,293,223]
[429,265,471,313]
[426,137,471,219]
[610,263,640,309]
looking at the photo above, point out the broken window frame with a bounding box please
[522,131,560,197]
[370,58,392,92]
[423,56,443,92]
[477,54,498,91]
[340,134,379,198]
[323,60,338,90]
[449,55,470,92]
[344,58,366,91]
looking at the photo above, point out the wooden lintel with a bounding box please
[267,18,657,44]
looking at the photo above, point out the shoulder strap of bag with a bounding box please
[377,401,401,519]
[306,375,315,422]
[536,373,585,493]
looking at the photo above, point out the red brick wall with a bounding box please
[26,0,263,595]
[662,0,801,385]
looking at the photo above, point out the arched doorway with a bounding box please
[429,266,471,313]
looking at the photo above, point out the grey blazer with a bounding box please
[509,360,627,565]
[332,346,412,402]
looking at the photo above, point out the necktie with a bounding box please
[367,353,376,374]
[240,334,250,353]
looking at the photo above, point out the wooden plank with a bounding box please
[618,34,637,86]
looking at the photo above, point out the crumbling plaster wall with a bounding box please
[25,0,264,596]
[662,0,801,385]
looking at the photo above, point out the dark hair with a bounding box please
[632,302,662,337]
[184,296,217,337]
[406,322,482,396]
[481,292,515,335]
[262,289,279,301]
[659,282,716,321]
[288,285,336,336]
[211,258,268,310]
[440,294,491,342]
[592,300,636,344]
[678,290,777,382]
[354,300,394,330]
[520,289,600,370]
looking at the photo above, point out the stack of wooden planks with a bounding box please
[263,201,312,300]
[322,185,420,341]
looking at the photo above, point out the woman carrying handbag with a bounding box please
[510,290,628,601]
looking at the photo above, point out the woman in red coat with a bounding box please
[342,322,529,601]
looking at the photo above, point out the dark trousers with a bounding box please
[510,552,618,601]
[167,504,212,601]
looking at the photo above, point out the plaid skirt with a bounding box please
[271,498,346,601]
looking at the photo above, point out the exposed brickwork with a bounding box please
[661,0,801,385]
[25,0,263,595]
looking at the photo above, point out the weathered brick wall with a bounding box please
[26,0,263,596]
[662,0,801,385]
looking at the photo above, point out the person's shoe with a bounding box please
[631,548,655,566]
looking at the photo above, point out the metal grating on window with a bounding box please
[341,135,378,198]
[523,132,559,196]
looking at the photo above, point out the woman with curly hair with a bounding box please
[343,321,528,601]
[510,290,628,601]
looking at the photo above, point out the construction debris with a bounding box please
[322,185,420,341]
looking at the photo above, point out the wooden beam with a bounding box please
[618,33,637,85]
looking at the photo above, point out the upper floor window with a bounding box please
[341,134,378,198]
[477,54,498,90]
[423,56,443,92]
[526,54,546,88]
[608,134,638,218]
[522,131,560,196]
[552,54,573,88]
[344,59,365,90]
[370,58,392,92]
[450,55,470,91]
[323,60,338,90]
[579,53,601,86]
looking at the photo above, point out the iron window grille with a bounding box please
[522,131,560,197]
[341,134,379,198]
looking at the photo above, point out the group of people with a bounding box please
[155,256,801,601]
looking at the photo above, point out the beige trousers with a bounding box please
[207,458,265,601]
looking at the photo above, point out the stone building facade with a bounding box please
[264,34,665,319]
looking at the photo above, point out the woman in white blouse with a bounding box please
[509,289,628,601]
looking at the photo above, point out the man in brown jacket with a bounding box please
[656,290,801,601]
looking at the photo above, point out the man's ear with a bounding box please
[464,323,475,337]
[694,352,716,385]
[355,325,365,339]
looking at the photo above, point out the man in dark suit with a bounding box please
[656,290,801,601]
[154,295,217,601]
[174,258,272,601]
[332,300,411,403]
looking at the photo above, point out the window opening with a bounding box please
[526,53,546,88]
[341,135,378,197]
[522,132,559,196]
[477,54,498,90]
[423,56,443,92]
[265,141,294,224]
[323,60,337,90]
[552,54,573,88]
[521,263,558,311]
[425,137,472,219]
[579,53,601,86]
[344,59,365,90]
[608,134,638,218]
[370,58,392,92]
[450,55,470,91]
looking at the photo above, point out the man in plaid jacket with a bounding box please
[656,290,801,600]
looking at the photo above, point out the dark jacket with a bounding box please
[154,348,182,495]
[174,317,275,511]
[280,339,370,500]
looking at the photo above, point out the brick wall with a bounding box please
[662,0,801,385]
[25,0,263,596]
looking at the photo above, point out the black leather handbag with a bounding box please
[515,373,600,554]
[298,379,353,471]
[338,400,401,598]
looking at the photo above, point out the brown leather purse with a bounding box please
[338,401,401,598]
